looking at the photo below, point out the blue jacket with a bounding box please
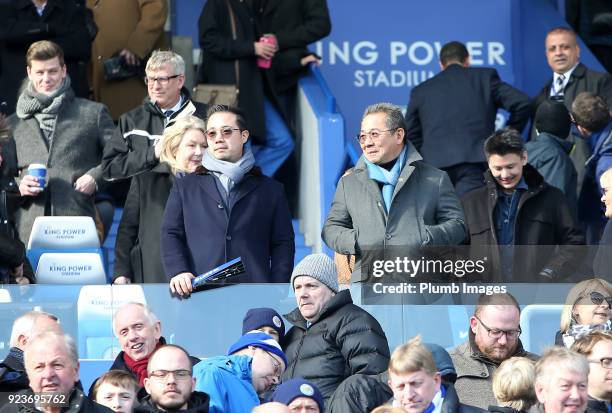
[525,132,578,218]
[193,355,259,413]
[579,121,612,223]
[161,166,295,282]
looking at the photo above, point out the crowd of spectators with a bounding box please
[0,2,611,411]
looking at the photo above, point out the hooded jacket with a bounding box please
[192,355,260,413]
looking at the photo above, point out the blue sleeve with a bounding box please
[193,365,228,413]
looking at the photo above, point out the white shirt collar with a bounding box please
[34,1,47,16]
[162,95,183,115]
[553,63,579,91]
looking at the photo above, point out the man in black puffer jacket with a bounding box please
[282,254,390,408]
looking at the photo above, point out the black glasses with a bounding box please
[586,291,612,308]
[474,315,521,339]
[149,369,191,381]
[144,74,181,85]
[588,357,612,369]
[355,128,398,144]
[205,127,241,140]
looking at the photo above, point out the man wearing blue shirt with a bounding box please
[461,128,584,282]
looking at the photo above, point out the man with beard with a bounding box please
[137,345,209,413]
[450,293,537,409]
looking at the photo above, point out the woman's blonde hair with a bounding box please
[560,278,612,332]
[158,116,206,174]
[492,357,537,411]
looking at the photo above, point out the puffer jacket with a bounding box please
[282,289,390,406]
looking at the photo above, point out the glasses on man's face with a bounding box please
[205,127,241,140]
[262,349,282,377]
[474,315,521,339]
[355,128,398,144]
[144,74,181,86]
[582,291,612,308]
[588,357,612,369]
[149,369,192,381]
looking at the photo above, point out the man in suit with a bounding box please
[531,27,612,196]
[404,41,530,196]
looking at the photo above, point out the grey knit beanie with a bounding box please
[291,253,339,293]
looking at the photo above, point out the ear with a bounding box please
[177,74,185,89]
[521,150,528,166]
[469,316,479,335]
[534,382,546,404]
[395,127,405,144]
[438,60,445,71]
[74,360,80,382]
[241,129,249,144]
[26,66,33,81]
[433,372,442,392]
[17,334,28,348]
[463,56,471,67]
[144,378,152,395]
[153,321,161,341]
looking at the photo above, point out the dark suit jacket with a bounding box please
[404,64,530,169]
[531,62,612,116]
[161,167,295,283]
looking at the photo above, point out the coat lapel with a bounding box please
[232,175,262,206]
[24,117,49,153]
[197,174,225,206]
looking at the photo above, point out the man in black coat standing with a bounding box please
[404,41,530,196]
[461,128,585,282]
[282,254,390,408]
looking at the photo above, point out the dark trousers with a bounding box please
[442,162,487,197]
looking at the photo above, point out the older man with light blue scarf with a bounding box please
[322,102,466,281]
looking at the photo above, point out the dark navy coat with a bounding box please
[161,166,294,283]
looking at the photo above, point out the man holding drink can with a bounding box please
[10,40,114,244]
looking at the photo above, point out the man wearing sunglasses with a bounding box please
[102,51,207,181]
[571,331,612,413]
[450,293,537,410]
[193,332,287,413]
[138,345,210,413]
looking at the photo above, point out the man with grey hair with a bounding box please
[534,346,589,413]
[322,103,466,280]
[102,50,208,182]
[0,331,112,413]
[89,302,199,396]
[0,311,62,405]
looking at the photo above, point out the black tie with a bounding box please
[165,110,174,118]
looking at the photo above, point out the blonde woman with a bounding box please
[557,278,612,347]
[489,357,537,413]
[113,116,206,284]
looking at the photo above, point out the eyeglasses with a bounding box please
[582,291,612,308]
[588,357,612,369]
[205,127,241,140]
[355,128,398,144]
[149,369,192,381]
[261,349,282,377]
[144,74,181,85]
[474,315,521,339]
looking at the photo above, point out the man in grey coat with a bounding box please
[322,102,466,281]
[450,293,538,410]
[11,40,113,244]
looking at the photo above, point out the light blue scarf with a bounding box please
[364,146,408,212]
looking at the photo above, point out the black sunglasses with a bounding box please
[589,291,612,308]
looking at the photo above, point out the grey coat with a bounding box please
[9,93,114,243]
[322,141,467,277]
[450,340,538,410]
